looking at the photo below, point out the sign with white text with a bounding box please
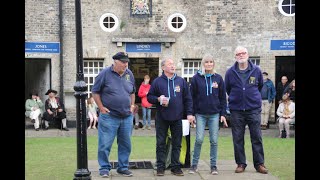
[270,40,295,50]
[126,42,161,53]
[25,42,60,53]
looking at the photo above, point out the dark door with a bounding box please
[275,56,295,120]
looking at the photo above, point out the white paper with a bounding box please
[182,119,190,136]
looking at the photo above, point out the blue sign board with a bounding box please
[126,42,161,53]
[25,42,60,53]
[270,40,295,50]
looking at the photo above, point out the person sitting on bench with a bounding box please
[25,91,44,131]
[42,89,69,131]
[276,93,295,138]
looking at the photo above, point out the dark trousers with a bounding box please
[155,114,182,170]
[230,108,265,169]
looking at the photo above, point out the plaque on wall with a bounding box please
[130,0,152,17]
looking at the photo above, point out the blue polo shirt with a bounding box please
[92,65,136,118]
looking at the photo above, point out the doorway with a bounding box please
[129,58,159,120]
[25,58,51,102]
[275,56,295,120]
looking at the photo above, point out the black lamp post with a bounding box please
[73,0,91,179]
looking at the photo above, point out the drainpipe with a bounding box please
[59,0,64,103]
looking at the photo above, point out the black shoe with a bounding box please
[156,168,165,176]
[35,128,39,131]
[31,119,35,123]
[62,127,69,131]
[171,168,184,176]
[116,169,133,177]
[44,127,49,130]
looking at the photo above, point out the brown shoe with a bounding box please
[235,164,246,173]
[256,164,268,174]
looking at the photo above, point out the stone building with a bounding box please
[25,0,295,122]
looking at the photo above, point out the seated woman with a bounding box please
[276,93,295,138]
[42,89,69,131]
[25,91,44,131]
[87,96,98,129]
[283,79,295,102]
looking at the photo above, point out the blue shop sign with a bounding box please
[270,40,295,50]
[126,42,161,52]
[25,42,60,53]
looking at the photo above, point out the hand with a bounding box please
[36,96,40,101]
[58,108,63,112]
[220,116,228,128]
[32,107,38,111]
[48,110,53,114]
[100,107,110,114]
[187,115,196,127]
[130,105,135,113]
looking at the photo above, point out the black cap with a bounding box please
[45,89,58,95]
[262,72,268,76]
[112,52,129,62]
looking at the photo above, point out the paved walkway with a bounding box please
[26,120,294,179]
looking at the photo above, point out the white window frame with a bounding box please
[99,13,119,32]
[278,0,295,17]
[182,59,201,83]
[84,59,104,98]
[249,56,260,66]
[167,13,187,32]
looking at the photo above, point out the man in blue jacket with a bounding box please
[260,72,276,130]
[147,58,195,176]
[225,46,268,174]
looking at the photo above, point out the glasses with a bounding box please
[235,52,247,56]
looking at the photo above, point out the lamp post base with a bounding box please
[73,168,91,180]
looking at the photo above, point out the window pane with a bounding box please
[283,0,290,5]
[172,22,177,28]
[110,17,115,22]
[90,77,93,84]
[84,68,88,74]
[99,62,103,67]
[184,69,188,74]
[99,68,103,72]
[194,62,198,67]
[291,6,295,14]
[110,23,115,28]
[84,62,88,67]
[89,68,93,74]
[94,68,98,74]
[89,62,93,67]
[85,77,88,83]
[89,85,92,91]
[178,23,183,28]
[189,62,193,67]
[184,62,188,67]
[292,0,295,4]
[283,6,290,14]
[94,62,98,67]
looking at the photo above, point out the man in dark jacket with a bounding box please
[260,72,276,130]
[225,46,268,174]
[147,58,194,176]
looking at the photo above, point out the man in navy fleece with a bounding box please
[224,46,268,174]
[147,58,195,176]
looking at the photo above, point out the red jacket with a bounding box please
[138,83,152,108]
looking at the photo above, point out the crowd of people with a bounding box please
[26,49,295,177]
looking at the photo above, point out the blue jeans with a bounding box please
[155,113,182,170]
[192,113,219,167]
[230,108,264,169]
[98,113,133,173]
[142,107,151,126]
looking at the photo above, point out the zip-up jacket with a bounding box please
[147,73,193,121]
[138,82,153,108]
[190,71,227,116]
[225,61,263,111]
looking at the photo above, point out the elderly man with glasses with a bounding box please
[225,46,268,174]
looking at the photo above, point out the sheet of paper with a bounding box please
[182,119,190,136]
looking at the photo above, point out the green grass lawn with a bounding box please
[26,135,294,180]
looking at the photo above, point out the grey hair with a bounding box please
[200,54,216,75]
[160,57,173,67]
[234,46,248,54]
